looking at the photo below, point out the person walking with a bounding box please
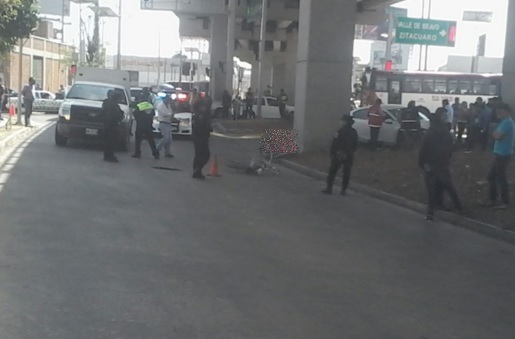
[456,101,470,145]
[189,88,200,111]
[483,103,515,210]
[277,89,289,119]
[101,90,124,163]
[21,77,36,127]
[367,99,385,151]
[232,96,242,120]
[419,107,463,221]
[399,100,421,150]
[131,100,159,159]
[192,99,212,179]
[244,88,254,118]
[322,115,358,196]
[442,99,454,132]
[156,95,174,158]
[452,97,461,132]
[465,103,480,152]
[222,90,232,120]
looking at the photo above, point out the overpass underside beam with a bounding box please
[294,0,356,152]
[502,0,515,107]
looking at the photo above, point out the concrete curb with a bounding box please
[0,125,42,152]
[276,158,515,245]
[212,121,228,134]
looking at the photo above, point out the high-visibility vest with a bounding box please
[136,101,154,112]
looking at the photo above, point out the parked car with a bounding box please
[8,90,64,114]
[350,104,430,146]
[251,96,294,119]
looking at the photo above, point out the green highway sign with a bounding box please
[247,0,262,23]
[395,17,457,47]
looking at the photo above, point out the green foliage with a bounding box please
[0,0,39,55]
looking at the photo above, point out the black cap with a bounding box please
[342,115,354,126]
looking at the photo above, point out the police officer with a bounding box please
[277,89,289,119]
[399,100,421,150]
[192,99,212,179]
[102,90,124,163]
[322,115,358,196]
[132,100,159,159]
[419,107,463,220]
[137,87,153,104]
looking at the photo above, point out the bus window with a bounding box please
[422,78,435,93]
[435,79,447,93]
[375,77,388,91]
[473,79,498,96]
[459,80,473,94]
[404,77,422,93]
[448,80,459,94]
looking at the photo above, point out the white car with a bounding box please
[151,111,193,137]
[252,96,294,119]
[8,90,64,114]
[350,105,430,146]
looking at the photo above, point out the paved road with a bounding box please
[1,121,515,338]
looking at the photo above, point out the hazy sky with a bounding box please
[69,0,509,70]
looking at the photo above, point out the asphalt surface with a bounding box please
[1,119,515,338]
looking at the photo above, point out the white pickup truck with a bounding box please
[8,90,64,114]
[55,67,133,150]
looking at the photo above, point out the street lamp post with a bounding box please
[116,0,122,70]
[256,0,268,119]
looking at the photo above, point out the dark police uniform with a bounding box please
[132,101,159,159]
[101,92,124,162]
[192,101,212,178]
[419,110,463,219]
[323,117,358,195]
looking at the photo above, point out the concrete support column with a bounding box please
[285,35,298,102]
[226,0,236,94]
[502,0,515,107]
[294,0,356,152]
[210,15,228,102]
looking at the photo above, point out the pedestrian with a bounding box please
[222,90,232,120]
[245,88,254,117]
[442,99,454,132]
[456,101,470,144]
[155,95,174,158]
[367,98,385,151]
[190,88,200,111]
[465,103,480,152]
[192,99,212,179]
[419,107,463,221]
[21,77,36,127]
[131,100,159,159]
[322,115,358,196]
[452,97,461,131]
[277,89,289,119]
[399,100,421,150]
[482,103,515,210]
[101,90,124,163]
[137,87,153,104]
[232,96,242,120]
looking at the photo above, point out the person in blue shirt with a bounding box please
[484,103,515,209]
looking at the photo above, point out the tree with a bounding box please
[0,0,39,55]
[86,12,101,66]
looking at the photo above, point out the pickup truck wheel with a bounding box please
[55,126,67,147]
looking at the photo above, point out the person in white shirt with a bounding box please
[442,99,454,131]
[156,95,174,158]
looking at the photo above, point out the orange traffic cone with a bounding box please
[8,103,15,117]
[207,155,221,177]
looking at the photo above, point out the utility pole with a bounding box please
[16,40,24,125]
[384,9,394,70]
[256,0,268,119]
[116,0,122,70]
[424,0,432,71]
[157,31,161,84]
[418,0,425,70]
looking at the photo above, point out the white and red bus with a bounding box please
[367,70,502,113]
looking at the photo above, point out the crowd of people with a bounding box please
[219,87,289,120]
[323,95,515,221]
[102,87,213,179]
